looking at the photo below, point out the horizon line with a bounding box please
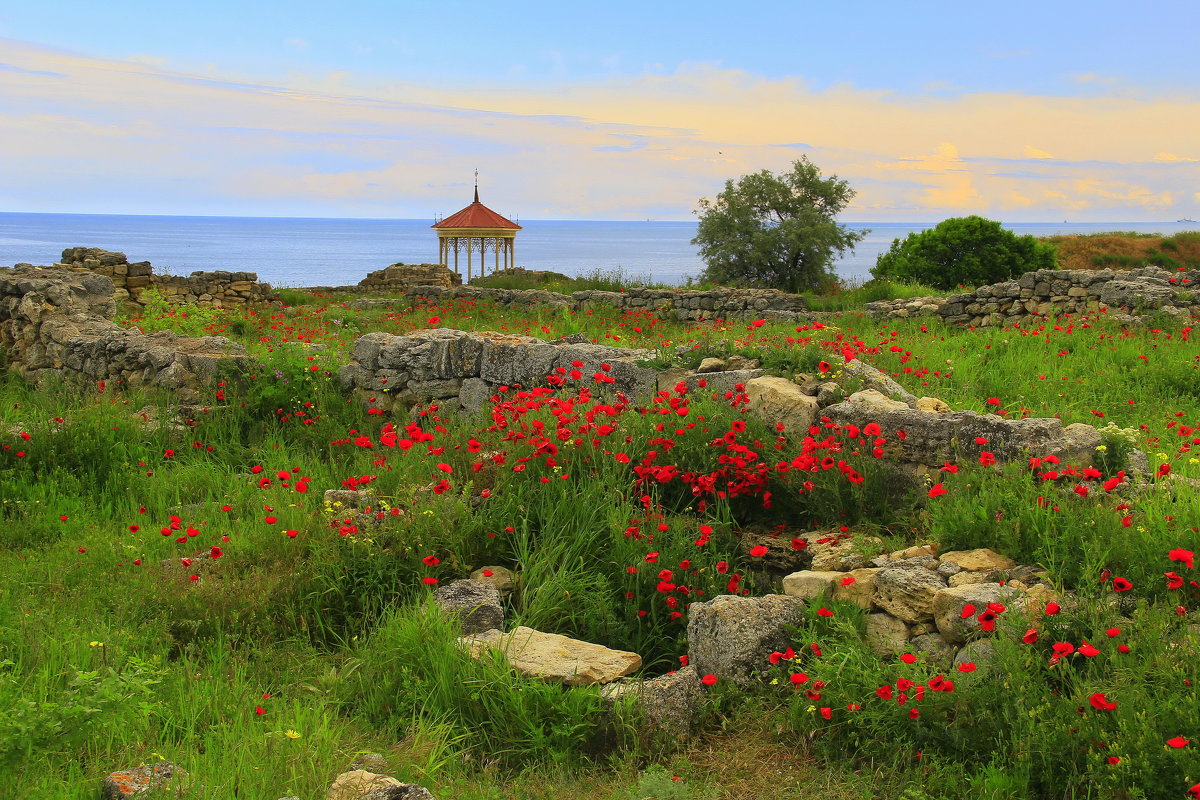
[1,210,1195,226]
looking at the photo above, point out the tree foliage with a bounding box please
[692,157,865,293]
[871,216,1057,290]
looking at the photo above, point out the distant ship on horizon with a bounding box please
[1177,218,1198,223]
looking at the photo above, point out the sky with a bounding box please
[0,1,1197,221]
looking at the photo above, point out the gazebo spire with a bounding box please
[474,169,479,204]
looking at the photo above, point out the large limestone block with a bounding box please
[865,613,910,656]
[782,570,843,601]
[833,567,879,610]
[746,376,819,436]
[686,594,807,687]
[839,389,910,417]
[873,566,947,623]
[460,627,641,686]
[932,583,1019,644]
[327,771,434,800]
[938,549,1016,572]
[602,665,707,736]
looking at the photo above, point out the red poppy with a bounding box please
[749,545,769,557]
[957,662,977,673]
[1111,576,1133,592]
[701,674,718,686]
[840,575,856,586]
[817,607,833,618]
[1088,693,1117,711]
[900,653,917,664]
[1045,602,1060,615]
[421,576,438,585]
[1169,548,1196,570]
[254,706,266,715]
[1078,642,1100,657]
[790,672,808,685]
[928,483,947,498]
[1167,737,1190,749]
[1022,629,1039,644]
[960,603,976,619]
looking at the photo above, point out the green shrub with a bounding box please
[872,216,1057,290]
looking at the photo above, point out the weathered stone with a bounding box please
[865,612,911,656]
[837,359,918,405]
[808,537,871,572]
[932,583,1019,644]
[888,544,938,561]
[910,632,957,669]
[938,548,1016,572]
[915,396,953,414]
[948,571,990,588]
[833,567,879,610]
[327,770,402,800]
[602,665,706,737]
[433,579,504,634]
[781,570,843,601]
[738,531,811,574]
[360,785,436,800]
[459,626,640,686]
[696,357,728,373]
[102,762,188,799]
[470,565,516,593]
[953,638,998,674]
[873,566,947,623]
[838,389,910,417]
[686,594,807,687]
[745,376,819,435]
[349,753,390,773]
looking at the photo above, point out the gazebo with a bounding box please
[432,183,521,282]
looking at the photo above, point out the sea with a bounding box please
[0,213,1196,288]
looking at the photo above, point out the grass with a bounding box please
[470,266,671,293]
[1041,230,1200,272]
[3,288,1200,799]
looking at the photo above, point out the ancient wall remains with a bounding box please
[0,265,247,401]
[354,284,810,322]
[867,266,1200,326]
[57,247,275,308]
[356,263,461,291]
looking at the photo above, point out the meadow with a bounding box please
[1,285,1198,799]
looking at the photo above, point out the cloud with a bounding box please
[1,38,1198,220]
[1155,152,1199,163]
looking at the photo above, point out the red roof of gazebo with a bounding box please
[432,188,521,230]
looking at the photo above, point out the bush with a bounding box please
[872,216,1056,290]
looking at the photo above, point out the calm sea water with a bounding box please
[0,213,1195,288]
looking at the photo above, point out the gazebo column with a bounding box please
[453,238,460,277]
[494,237,500,273]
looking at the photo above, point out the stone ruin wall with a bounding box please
[866,266,1200,326]
[56,247,275,308]
[0,265,247,402]
[0,265,1117,477]
[350,284,811,323]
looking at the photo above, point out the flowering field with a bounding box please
[1,291,1198,799]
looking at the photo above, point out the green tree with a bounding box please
[871,215,1057,290]
[692,157,866,293]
